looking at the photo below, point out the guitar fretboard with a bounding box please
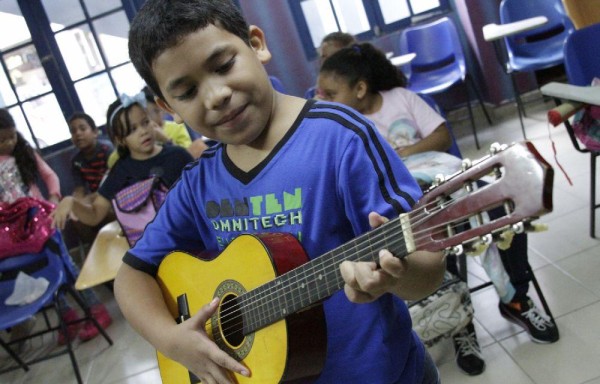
[239,218,407,334]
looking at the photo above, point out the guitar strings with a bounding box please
[213,193,476,339]
[210,189,485,341]
[212,191,478,339]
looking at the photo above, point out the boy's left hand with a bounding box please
[339,212,408,303]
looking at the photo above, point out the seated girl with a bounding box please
[317,42,462,188]
[52,95,194,231]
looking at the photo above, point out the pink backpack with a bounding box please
[111,177,168,247]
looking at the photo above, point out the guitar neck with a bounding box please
[235,141,554,336]
[239,219,408,334]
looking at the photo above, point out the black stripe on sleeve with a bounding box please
[123,251,159,276]
[306,104,416,212]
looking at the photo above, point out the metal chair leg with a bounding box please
[0,337,29,372]
[527,264,555,322]
[591,152,598,238]
[466,74,493,126]
[464,85,481,150]
[54,286,83,384]
[509,74,528,140]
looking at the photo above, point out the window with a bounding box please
[0,0,142,152]
[42,0,145,134]
[0,0,67,148]
[289,0,449,59]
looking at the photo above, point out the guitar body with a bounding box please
[156,233,327,384]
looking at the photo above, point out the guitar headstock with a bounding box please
[410,141,553,254]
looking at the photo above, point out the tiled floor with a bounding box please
[1,95,599,383]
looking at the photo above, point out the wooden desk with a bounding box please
[482,16,548,41]
[75,221,129,290]
[541,82,600,105]
[390,53,416,67]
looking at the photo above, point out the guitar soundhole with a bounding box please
[220,293,244,347]
[212,279,254,361]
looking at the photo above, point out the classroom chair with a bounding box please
[399,16,492,150]
[0,234,113,383]
[497,0,574,137]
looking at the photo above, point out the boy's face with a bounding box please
[119,104,157,160]
[69,118,97,151]
[153,25,273,146]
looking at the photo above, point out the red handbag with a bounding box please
[0,196,56,259]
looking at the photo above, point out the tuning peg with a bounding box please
[465,234,493,256]
[432,173,446,187]
[511,222,525,234]
[465,242,489,256]
[446,244,464,256]
[525,222,549,233]
[489,142,508,155]
[495,229,515,250]
[461,158,472,171]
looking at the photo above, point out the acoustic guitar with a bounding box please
[156,141,554,383]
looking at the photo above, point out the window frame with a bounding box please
[288,0,450,60]
[0,0,142,155]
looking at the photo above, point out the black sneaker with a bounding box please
[499,298,559,343]
[453,322,485,376]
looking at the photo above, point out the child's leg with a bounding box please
[49,231,100,306]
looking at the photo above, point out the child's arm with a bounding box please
[35,152,61,203]
[72,185,87,200]
[114,264,250,382]
[51,193,112,229]
[396,123,452,158]
[163,122,193,148]
[340,212,445,303]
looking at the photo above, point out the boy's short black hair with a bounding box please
[68,112,97,131]
[129,0,250,101]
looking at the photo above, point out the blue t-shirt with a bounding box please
[124,101,425,383]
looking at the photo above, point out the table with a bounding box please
[541,82,600,106]
[482,16,548,42]
[74,220,129,290]
[390,53,416,67]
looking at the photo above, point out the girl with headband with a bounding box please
[52,93,193,233]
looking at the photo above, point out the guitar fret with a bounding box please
[240,220,410,334]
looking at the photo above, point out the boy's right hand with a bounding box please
[51,196,74,230]
[167,298,250,384]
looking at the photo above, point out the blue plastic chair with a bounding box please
[399,17,492,150]
[562,23,600,237]
[0,234,113,382]
[499,0,575,137]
